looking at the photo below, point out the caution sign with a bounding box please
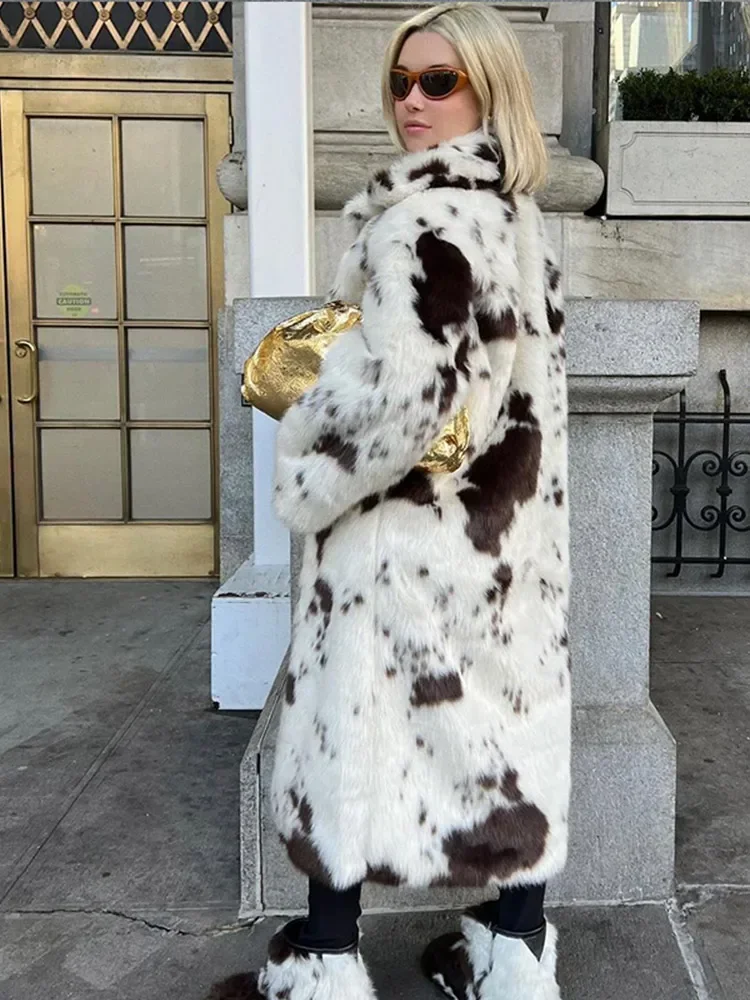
[56,284,92,319]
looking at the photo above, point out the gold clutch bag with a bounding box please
[241,301,470,474]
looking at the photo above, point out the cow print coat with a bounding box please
[271,129,571,892]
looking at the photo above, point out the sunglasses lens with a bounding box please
[420,70,460,98]
[390,70,410,100]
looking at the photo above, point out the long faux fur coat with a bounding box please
[271,129,570,891]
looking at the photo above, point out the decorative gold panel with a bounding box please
[0,2,232,54]
[39,523,215,577]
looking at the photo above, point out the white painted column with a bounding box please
[211,2,314,709]
[246,0,315,563]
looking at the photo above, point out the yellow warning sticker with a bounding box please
[56,284,92,319]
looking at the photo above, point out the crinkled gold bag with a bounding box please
[241,301,470,474]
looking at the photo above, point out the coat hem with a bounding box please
[281,836,568,892]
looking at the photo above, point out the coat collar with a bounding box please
[344,129,509,228]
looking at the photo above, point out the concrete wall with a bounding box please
[219,0,603,572]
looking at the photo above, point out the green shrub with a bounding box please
[619,66,750,121]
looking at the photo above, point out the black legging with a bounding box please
[293,878,546,952]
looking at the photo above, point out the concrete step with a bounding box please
[0,901,700,999]
[240,656,678,916]
[223,904,697,1000]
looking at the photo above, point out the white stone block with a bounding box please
[211,561,291,710]
[563,216,750,310]
[315,210,351,295]
[601,121,750,218]
[224,213,249,304]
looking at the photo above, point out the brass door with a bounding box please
[0,146,11,577]
[0,90,228,577]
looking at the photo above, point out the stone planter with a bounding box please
[598,120,750,217]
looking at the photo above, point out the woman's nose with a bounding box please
[404,81,424,110]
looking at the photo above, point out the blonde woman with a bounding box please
[209,4,570,999]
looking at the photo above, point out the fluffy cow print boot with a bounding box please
[205,917,377,1000]
[421,908,562,1000]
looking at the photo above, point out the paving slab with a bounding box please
[650,596,750,665]
[0,910,266,1000]
[0,903,696,1000]
[651,599,750,886]
[2,623,258,915]
[0,581,259,916]
[361,904,695,1000]
[2,585,748,999]
[0,580,218,899]
[682,887,750,1000]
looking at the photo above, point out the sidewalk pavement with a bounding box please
[0,581,748,999]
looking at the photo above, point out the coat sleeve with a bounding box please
[273,217,477,535]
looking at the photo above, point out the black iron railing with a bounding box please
[652,369,750,578]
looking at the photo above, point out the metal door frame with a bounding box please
[0,86,229,577]
[0,131,12,577]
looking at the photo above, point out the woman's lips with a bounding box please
[405,123,430,133]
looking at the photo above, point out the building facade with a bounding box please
[2,2,747,589]
[0,0,747,915]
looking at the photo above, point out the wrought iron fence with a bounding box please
[652,369,750,578]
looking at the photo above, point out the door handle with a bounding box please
[15,340,38,404]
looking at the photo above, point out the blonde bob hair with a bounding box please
[381,2,548,194]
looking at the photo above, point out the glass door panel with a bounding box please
[121,119,206,218]
[33,224,117,320]
[37,328,119,421]
[128,329,210,422]
[124,225,208,321]
[1,90,228,577]
[130,429,212,521]
[40,428,123,520]
[30,118,114,217]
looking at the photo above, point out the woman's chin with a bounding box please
[401,131,436,153]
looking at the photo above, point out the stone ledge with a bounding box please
[565,299,699,379]
[239,673,676,916]
[569,377,694,414]
[217,136,604,214]
[312,4,550,26]
[230,297,700,386]
[314,133,603,213]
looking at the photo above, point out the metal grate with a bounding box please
[652,369,750,578]
[0,1,232,53]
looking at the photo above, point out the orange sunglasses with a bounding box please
[389,66,470,101]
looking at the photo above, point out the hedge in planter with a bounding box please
[619,67,750,122]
